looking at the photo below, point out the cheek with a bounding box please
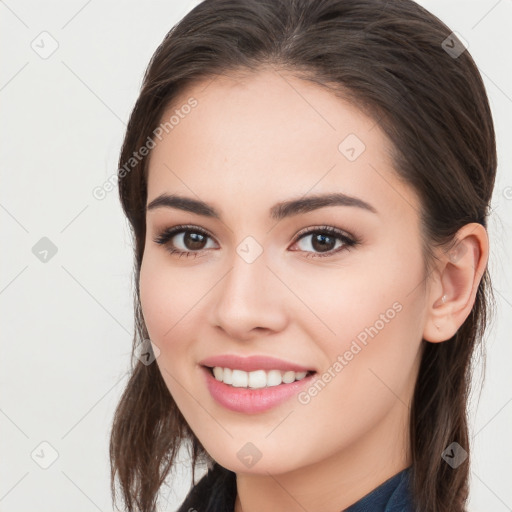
[139,251,198,343]
[139,255,198,402]
[293,257,425,396]
[139,257,169,342]
[317,295,422,408]
[139,252,214,393]
[283,259,413,347]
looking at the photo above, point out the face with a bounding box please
[139,68,429,476]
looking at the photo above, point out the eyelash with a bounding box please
[154,223,360,260]
[152,224,359,259]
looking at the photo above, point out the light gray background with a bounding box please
[1,1,511,511]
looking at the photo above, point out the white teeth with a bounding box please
[231,369,248,387]
[282,371,296,384]
[267,369,282,387]
[223,367,232,384]
[210,367,309,388]
[248,370,267,389]
[212,366,223,381]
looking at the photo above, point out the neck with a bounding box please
[234,398,411,512]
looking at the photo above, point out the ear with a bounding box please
[423,223,489,343]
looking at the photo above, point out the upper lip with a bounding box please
[199,354,315,373]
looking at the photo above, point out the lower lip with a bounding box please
[201,366,316,414]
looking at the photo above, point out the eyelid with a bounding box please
[152,224,216,246]
[293,224,355,241]
[154,224,356,242]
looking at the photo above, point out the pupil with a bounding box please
[185,232,206,250]
[312,233,334,252]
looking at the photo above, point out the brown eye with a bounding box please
[181,231,208,251]
[291,226,358,258]
[153,225,217,257]
[298,232,339,253]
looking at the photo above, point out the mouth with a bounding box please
[203,365,316,389]
[201,364,317,414]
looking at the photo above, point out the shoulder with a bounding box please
[176,462,237,512]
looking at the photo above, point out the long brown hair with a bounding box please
[109,1,497,510]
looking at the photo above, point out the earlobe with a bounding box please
[423,223,489,343]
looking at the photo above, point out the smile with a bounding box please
[209,366,312,388]
[201,365,317,414]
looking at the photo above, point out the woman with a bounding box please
[109,0,497,511]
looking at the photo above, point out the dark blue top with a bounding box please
[177,462,417,511]
[344,466,415,511]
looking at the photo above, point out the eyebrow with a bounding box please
[146,192,378,220]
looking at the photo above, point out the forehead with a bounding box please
[146,69,420,223]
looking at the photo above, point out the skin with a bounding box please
[139,68,488,512]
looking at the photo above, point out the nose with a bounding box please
[209,246,288,341]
